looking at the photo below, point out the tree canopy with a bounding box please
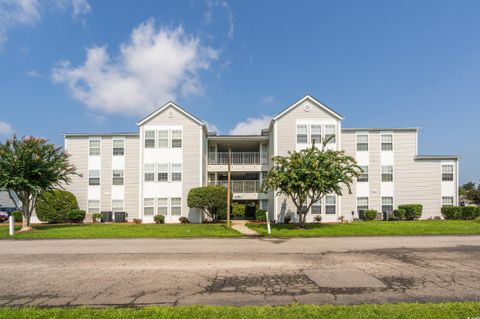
[262,144,361,227]
[0,136,78,230]
[187,185,231,221]
[460,181,480,205]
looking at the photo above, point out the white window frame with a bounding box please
[88,169,100,186]
[325,124,336,144]
[171,129,183,148]
[157,163,169,182]
[144,164,155,182]
[311,200,322,214]
[382,165,394,182]
[325,195,336,214]
[157,198,168,216]
[357,197,369,212]
[170,197,182,216]
[112,169,124,185]
[144,198,155,216]
[356,134,369,151]
[442,196,454,206]
[112,139,124,156]
[144,130,156,148]
[296,124,308,144]
[112,199,124,213]
[89,139,101,156]
[381,133,393,151]
[442,164,454,181]
[358,166,369,182]
[171,163,182,182]
[157,130,169,148]
[310,124,322,145]
[382,197,394,213]
[88,200,100,214]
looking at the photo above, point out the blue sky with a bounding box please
[0,0,478,183]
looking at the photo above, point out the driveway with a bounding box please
[1,236,479,306]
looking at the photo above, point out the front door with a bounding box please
[245,205,256,219]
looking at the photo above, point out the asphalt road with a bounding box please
[1,236,479,306]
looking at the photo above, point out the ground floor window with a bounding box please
[325,196,336,214]
[157,198,168,215]
[442,196,454,206]
[311,200,322,214]
[357,197,369,213]
[88,200,99,214]
[382,197,394,213]
[144,198,154,216]
[171,197,182,216]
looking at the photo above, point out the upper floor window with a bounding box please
[157,164,168,182]
[145,130,155,148]
[157,198,168,215]
[382,165,393,182]
[442,165,454,181]
[296,124,308,144]
[171,130,182,148]
[112,139,124,156]
[88,170,100,186]
[357,134,368,151]
[157,130,168,148]
[325,195,336,214]
[381,134,393,151]
[311,200,322,214]
[144,164,155,182]
[325,125,336,144]
[442,196,454,206]
[112,169,124,185]
[89,139,100,156]
[358,166,369,182]
[171,163,182,181]
[357,197,369,212]
[382,197,394,213]
[171,197,182,216]
[311,125,322,145]
[112,200,123,213]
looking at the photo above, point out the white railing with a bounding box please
[208,152,267,165]
[208,180,261,193]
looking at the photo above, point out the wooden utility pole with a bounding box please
[227,145,232,227]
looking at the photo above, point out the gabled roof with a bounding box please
[136,101,205,127]
[272,95,344,121]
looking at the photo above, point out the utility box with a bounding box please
[114,212,127,223]
[101,211,113,223]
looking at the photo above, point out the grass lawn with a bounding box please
[0,302,479,319]
[247,220,480,237]
[0,223,241,239]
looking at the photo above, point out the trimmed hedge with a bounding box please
[393,208,406,221]
[154,214,165,224]
[36,190,79,223]
[398,204,423,220]
[442,206,480,220]
[66,209,85,223]
[255,209,267,221]
[365,210,378,221]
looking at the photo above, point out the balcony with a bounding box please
[208,152,267,165]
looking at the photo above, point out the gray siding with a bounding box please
[64,137,89,211]
[124,136,140,218]
[340,131,357,217]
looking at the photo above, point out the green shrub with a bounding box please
[398,204,423,220]
[365,210,378,221]
[442,206,480,220]
[12,211,22,222]
[92,213,102,223]
[187,185,232,221]
[232,203,245,217]
[179,216,190,224]
[154,214,165,224]
[66,209,85,223]
[36,189,78,223]
[133,218,142,224]
[393,208,406,220]
[255,209,267,221]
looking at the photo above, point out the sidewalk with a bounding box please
[231,220,260,236]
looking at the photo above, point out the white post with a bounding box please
[266,210,271,235]
[8,215,14,236]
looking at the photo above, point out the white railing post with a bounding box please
[9,214,14,236]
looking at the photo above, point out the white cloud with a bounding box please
[203,0,234,39]
[52,20,218,116]
[0,120,13,137]
[26,69,42,77]
[0,0,91,48]
[261,95,275,104]
[229,115,271,135]
[204,120,219,134]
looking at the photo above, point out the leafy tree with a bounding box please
[460,181,480,205]
[187,185,231,221]
[262,142,361,228]
[36,189,79,223]
[0,136,78,231]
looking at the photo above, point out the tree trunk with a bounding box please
[20,197,32,232]
[298,210,305,228]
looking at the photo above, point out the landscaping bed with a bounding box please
[0,302,479,319]
[0,223,241,239]
[246,220,480,237]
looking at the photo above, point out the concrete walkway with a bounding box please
[231,220,260,236]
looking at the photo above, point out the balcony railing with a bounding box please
[208,152,267,165]
[208,180,261,193]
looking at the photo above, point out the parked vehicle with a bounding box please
[0,211,9,222]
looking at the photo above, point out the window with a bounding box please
[357,197,369,212]
[157,130,168,148]
[311,125,322,145]
[381,134,393,151]
[382,197,394,213]
[325,125,336,144]
[171,163,182,181]
[88,200,100,214]
[382,166,393,182]
[358,166,369,182]
[442,165,454,181]
[145,130,155,148]
[89,170,100,186]
[112,139,124,156]
[171,197,181,216]
[144,164,155,182]
[442,196,454,206]
[157,163,168,182]
[144,198,154,216]
[296,124,308,143]
[89,139,100,156]
[311,200,322,214]
[325,196,336,214]
[171,130,182,148]
[357,134,368,151]
[157,198,168,215]
[112,169,124,185]
[112,200,123,213]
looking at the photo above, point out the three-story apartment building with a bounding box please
[64,95,459,223]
